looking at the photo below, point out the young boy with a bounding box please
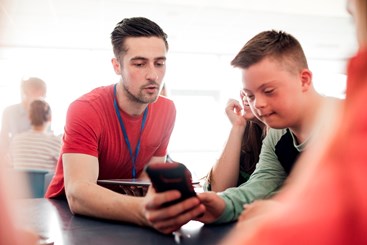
[193,30,342,224]
[219,0,367,243]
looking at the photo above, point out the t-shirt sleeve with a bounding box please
[215,129,288,223]
[153,100,176,157]
[62,100,101,157]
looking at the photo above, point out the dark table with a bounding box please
[18,198,234,245]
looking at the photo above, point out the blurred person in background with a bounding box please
[0,77,47,160]
[160,83,169,97]
[9,99,61,172]
[220,0,367,244]
[0,153,39,244]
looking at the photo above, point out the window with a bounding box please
[0,48,346,179]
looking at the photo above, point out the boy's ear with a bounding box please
[300,69,312,92]
[111,58,121,75]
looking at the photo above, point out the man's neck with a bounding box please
[115,83,148,116]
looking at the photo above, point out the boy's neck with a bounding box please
[289,92,326,144]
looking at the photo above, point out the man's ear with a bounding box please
[300,68,312,92]
[111,58,121,75]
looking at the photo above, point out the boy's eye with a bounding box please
[264,89,274,94]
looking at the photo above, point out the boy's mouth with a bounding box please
[259,112,275,118]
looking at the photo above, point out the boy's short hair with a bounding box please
[111,17,168,58]
[231,30,308,74]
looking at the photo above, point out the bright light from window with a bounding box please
[0,47,347,178]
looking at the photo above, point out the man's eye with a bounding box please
[155,62,165,67]
[264,89,274,94]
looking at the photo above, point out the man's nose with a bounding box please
[146,65,159,81]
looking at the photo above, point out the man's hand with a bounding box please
[142,187,205,234]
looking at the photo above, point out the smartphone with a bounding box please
[145,162,197,207]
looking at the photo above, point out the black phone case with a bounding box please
[145,162,197,207]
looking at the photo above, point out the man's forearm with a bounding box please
[66,181,148,226]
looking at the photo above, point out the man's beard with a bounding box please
[122,83,158,104]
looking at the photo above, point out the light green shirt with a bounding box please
[215,128,307,224]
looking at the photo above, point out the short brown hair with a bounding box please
[29,100,51,126]
[231,30,308,74]
[111,17,168,58]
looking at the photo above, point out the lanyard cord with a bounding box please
[113,84,148,178]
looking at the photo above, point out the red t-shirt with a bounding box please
[45,84,176,198]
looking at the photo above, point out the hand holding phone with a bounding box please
[145,162,197,207]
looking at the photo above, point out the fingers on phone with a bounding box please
[152,201,204,234]
[146,190,180,210]
[166,197,202,220]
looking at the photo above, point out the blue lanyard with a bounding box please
[113,84,148,178]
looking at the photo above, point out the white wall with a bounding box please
[0,46,348,178]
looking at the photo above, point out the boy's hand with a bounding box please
[194,192,226,224]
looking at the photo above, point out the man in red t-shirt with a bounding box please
[45,17,205,234]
